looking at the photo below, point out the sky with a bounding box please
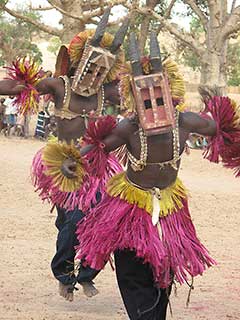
[6,0,240,30]
[7,0,127,27]
[8,0,62,27]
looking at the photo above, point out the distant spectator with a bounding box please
[43,71,53,127]
[4,96,17,136]
[0,97,6,132]
[44,115,58,140]
[35,108,46,139]
[15,113,30,138]
[35,71,53,139]
[186,133,208,150]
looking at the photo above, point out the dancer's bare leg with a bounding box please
[80,281,99,298]
[58,282,74,302]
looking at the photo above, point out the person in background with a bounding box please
[43,71,53,128]
[44,115,58,140]
[34,102,46,139]
[35,71,53,140]
[0,97,6,132]
[15,113,30,138]
[4,96,17,136]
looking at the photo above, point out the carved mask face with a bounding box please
[71,44,116,97]
[131,72,175,135]
[68,9,129,97]
[129,32,175,136]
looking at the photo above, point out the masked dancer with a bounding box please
[0,9,129,302]
[61,32,240,319]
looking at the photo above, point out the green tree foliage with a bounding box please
[176,17,202,70]
[179,16,240,86]
[47,36,62,56]
[0,8,42,66]
[226,42,240,86]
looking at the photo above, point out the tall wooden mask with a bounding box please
[129,32,175,135]
[71,9,129,97]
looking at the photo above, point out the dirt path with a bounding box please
[0,137,239,320]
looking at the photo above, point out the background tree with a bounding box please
[134,0,240,93]
[226,42,240,86]
[0,0,128,43]
[0,9,42,65]
[47,36,62,56]
[177,16,240,86]
[1,0,240,92]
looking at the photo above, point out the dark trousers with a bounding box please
[115,250,171,320]
[51,207,99,285]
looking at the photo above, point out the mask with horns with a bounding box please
[129,32,175,136]
[55,9,129,97]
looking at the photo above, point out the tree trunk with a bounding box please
[199,0,228,95]
[59,0,86,42]
[139,0,158,55]
[200,47,227,95]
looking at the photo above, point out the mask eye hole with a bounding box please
[89,52,100,59]
[144,99,152,109]
[156,97,164,106]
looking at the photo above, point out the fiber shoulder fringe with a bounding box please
[76,173,216,288]
[201,96,240,177]
[5,57,44,115]
[31,116,122,211]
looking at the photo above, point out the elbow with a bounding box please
[209,120,217,136]
[13,84,26,95]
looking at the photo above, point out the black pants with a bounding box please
[115,250,171,320]
[51,207,99,285]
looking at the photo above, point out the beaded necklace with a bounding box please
[55,75,104,122]
[127,110,180,172]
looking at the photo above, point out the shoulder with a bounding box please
[179,110,216,136]
[179,111,201,131]
[36,77,62,94]
[113,116,138,139]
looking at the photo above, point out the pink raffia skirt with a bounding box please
[31,146,122,212]
[75,173,216,288]
[31,116,123,211]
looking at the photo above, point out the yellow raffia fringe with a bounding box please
[176,103,187,112]
[230,99,240,128]
[118,63,136,112]
[8,57,44,115]
[42,141,85,192]
[120,58,186,112]
[47,135,58,143]
[107,172,188,217]
[163,59,185,101]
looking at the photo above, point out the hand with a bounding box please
[15,84,27,93]
[61,158,77,179]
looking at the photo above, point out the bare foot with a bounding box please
[80,281,99,298]
[58,282,74,302]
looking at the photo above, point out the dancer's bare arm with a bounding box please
[80,118,134,156]
[0,80,26,95]
[62,118,133,178]
[0,77,58,96]
[180,112,217,136]
[35,77,58,95]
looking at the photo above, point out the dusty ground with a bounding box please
[0,136,239,320]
